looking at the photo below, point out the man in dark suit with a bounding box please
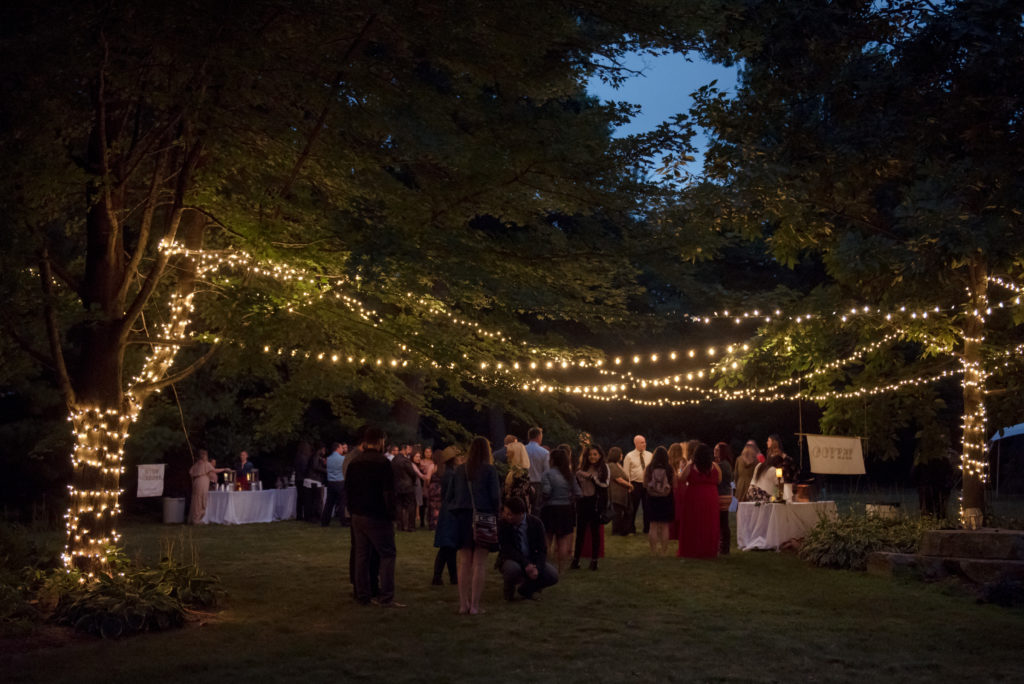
[346,427,402,607]
[492,434,517,464]
[391,445,419,531]
[498,496,558,601]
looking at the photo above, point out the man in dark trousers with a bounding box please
[321,442,349,526]
[345,427,403,607]
[498,496,558,601]
[391,444,419,531]
[292,441,314,521]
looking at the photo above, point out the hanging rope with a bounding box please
[141,312,195,461]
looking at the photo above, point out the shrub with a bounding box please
[0,523,60,636]
[41,536,223,639]
[799,513,944,571]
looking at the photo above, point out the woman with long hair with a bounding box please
[539,447,581,573]
[503,441,533,512]
[572,444,610,570]
[714,442,735,554]
[431,446,462,585]
[747,452,784,503]
[446,436,501,614]
[677,442,722,558]
[644,446,675,555]
[734,441,760,503]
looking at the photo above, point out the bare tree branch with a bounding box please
[120,137,204,342]
[116,146,169,306]
[277,13,378,200]
[39,248,76,406]
[133,343,220,395]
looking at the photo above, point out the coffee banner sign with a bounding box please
[806,435,865,475]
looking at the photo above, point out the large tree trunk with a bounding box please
[64,399,134,572]
[960,257,988,521]
[64,207,206,573]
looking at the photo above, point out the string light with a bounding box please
[59,243,1016,567]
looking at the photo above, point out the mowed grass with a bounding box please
[4,516,1024,684]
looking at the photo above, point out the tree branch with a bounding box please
[120,137,204,342]
[96,33,121,254]
[133,343,220,395]
[116,146,169,306]
[45,252,83,299]
[39,248,76,406]
[277,13,378,200]
[1,324,55,370]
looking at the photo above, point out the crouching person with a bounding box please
[498,496,558,601]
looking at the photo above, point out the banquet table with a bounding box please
[202,487,297,525]
[737,501,837,551]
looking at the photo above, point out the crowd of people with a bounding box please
[270,425,796,612]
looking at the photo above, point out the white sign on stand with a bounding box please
[137,464,165,497]
[806,434,865,475]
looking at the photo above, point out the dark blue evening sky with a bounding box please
[587,51,738,174]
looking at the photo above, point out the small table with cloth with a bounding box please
[202,488,297,525]
[736,501,837,551]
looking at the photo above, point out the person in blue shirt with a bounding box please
[322,442,349,526]
[524,427,549,511]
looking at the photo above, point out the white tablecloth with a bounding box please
[202,488,297,525]
[737,501,837,551]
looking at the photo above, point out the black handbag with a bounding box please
[466,467,498,545]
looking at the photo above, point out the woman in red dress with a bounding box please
[677,441,722,559]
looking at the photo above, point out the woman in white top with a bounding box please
[747,454,783,502]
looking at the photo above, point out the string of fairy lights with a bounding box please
[62,242,1024,568]
[147,244,1024,408]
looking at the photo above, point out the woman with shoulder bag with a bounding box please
[445,436,501,615]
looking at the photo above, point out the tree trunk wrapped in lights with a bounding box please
[959,259,989,518]
[64,405,135,569]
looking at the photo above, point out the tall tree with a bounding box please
[680,0,1024,516]
[0,0,709,570]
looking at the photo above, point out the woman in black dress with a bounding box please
[644,446,675,555]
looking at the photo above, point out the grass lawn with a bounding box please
[4,515,1024,684]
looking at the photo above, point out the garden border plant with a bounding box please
[798,512,952,571]
[0,525,223,639]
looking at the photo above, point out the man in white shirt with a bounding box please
[524,427,549,512]
[623,434,653,535]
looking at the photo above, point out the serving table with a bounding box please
[202,487,297,525]
[737,501,837,551]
